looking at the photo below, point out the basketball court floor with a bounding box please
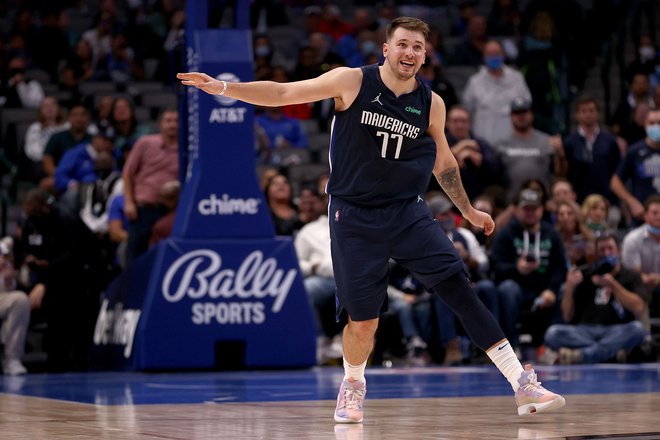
[1,363,659,439]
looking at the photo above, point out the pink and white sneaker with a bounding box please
[334,377,366,423]
[515,364,566,415]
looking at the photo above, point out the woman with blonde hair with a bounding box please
[555,200,592,265]
[580,194,610,241]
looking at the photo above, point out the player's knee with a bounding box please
[347,317,378,338]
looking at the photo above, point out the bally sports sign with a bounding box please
[162,249,296,324]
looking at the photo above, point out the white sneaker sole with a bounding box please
[517,395,566,415]
[334,413,364,423]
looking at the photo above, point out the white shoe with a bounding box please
[3,359,27,376]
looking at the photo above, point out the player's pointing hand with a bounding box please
[177,72,223,95]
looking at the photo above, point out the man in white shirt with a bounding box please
[621,195,660,317]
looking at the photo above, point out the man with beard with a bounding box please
[178,17,565,421]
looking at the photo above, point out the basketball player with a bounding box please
[178,16,565,423]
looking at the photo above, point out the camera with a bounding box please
[525,254,538,263]
[581,256,617,276]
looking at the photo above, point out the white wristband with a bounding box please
[218,80,227,96]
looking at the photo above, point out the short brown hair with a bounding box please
[386,17,430,41]
[644,194,660,211]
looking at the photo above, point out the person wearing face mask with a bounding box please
[622,195,660,319]
[611,109,660,224]
[626,35,657,82]
[544,232,647,364]
[462,40,531,146]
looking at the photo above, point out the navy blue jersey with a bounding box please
[326,64,436,206]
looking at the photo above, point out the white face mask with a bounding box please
[639,46,655,63]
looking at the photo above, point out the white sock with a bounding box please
[343,357,367,382]
[486,340,524,392]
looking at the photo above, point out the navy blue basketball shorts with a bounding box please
[329,195,464,322]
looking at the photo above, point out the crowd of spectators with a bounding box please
[0,0,658,374]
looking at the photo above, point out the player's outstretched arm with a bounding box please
[177,67,361,108]
[428,93,495,236]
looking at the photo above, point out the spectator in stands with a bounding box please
[612,72,652,134]
[517,10,562,134]
[491,188,567,350]
[97,33,145,84]
[253,34,291,76]
[33,8,72,81]
[620,101,651,148]
[417,61,459,119]
[297,187,324,227]
[626,35,657,81]
[264,173,302,236]
[61,39,96,100]
[555,200,590,266]
[547,178,577,223]
[23,96,67,183]
[544,233,647,364]
[294,190,342,364]
[622,195,660,318]
[255,106,309,165]
[451,0,478,37]
[308,32,345,73]
[385,262,430,366]
[442,105,500,200]
[462,40,531,146]
[428,195,500,364]
[0,56,44,109]
[611,109,660,224]
[82,10,115,67]
[580,194,611,242]
[89,95,115,138]
[451,15,489,67]
[493,97,567,202]
[77,151,123,235]
[318,4,353,42]
[494,178,551,231]
[487,0,520,37]
[292,46,323,81]
[20,189,97,372]
[149,180,180,247]
[42,104,92,191]
[0,238,30,376]
[54,131,116,198]
[109,97,151,161]
[563,96,621,204]
[123,109,179,266]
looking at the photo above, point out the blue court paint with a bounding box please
[2,364,659,406]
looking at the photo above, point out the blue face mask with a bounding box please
[647,124,660,142]
[254,46,271,58]
[485,55,504,70]
[647,224,660,235]
[360,41,377,56]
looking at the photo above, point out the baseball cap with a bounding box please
[510,97,532,113]
[427,195,453,215]
[517,188,542,207]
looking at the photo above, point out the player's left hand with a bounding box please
[464,209,495,236]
